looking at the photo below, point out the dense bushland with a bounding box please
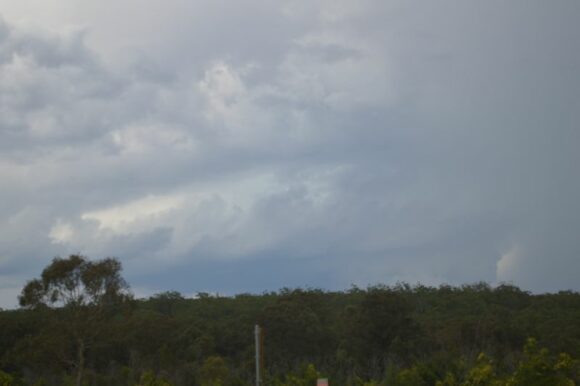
[1,257,579,385]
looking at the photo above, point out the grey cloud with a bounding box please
[1,2,580,307]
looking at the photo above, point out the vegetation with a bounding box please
[18,255,132,386]
[1,255,579,385]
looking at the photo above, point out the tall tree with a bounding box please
[19,255,132,386]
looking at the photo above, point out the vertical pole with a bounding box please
[255,324,261,386]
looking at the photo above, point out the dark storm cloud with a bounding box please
[1,1,579,307]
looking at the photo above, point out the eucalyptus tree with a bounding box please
[19,255,132,386]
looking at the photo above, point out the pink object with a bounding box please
[317,379,329,386]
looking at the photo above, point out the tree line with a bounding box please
[0,255,579,385]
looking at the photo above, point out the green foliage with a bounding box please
[259,289,336,365]
[0,370,18,386]
[273,363,320,386]
[431,340,580,386]
[462,354,501,386]
[505,338,579,386]
[135,371,174,386]
[345,286,420,371]
[396,367,427,386]
[436,354,502,386]
[1,282,580,386]
[199,356,229,386]
[19,255,131,309]
[149,292,185,317]
[15,255,132,386]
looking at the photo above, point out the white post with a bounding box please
[255,324,261,386]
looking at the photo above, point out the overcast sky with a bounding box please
[1,1,579,308]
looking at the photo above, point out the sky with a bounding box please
[1,1,579,308]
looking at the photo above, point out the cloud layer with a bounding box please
[1,1,579,307]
